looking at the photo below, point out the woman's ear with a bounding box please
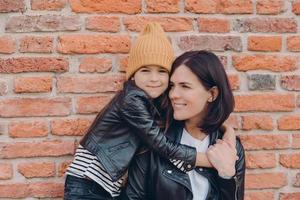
[208,86,219,102]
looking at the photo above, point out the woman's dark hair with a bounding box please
[170,50,235,134]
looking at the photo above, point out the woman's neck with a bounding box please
[184,121,207,141]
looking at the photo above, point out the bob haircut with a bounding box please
[170,50,235,134]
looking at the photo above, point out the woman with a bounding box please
[122,51,245,200]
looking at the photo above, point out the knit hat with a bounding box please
[126,23,175,80]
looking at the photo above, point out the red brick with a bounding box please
[280,153,300,168]
[287,36,300,51]
[118,56,128,72]
[6,15,80,32]
[0,163,12,180]
[146,0,179,13]
[29,182,63,198]
[0,140,75,158]
[124,16,193,32]
[0,0,25,12]
[256,0,284,14]
[19,36,53,53]
[246,172,287,189]
[278,115,300,130]
[185,0,253,14]
[0,183,62,198]
[235,94,295,112]
[76,95,114,114]
[0,98,71,117]
[198,18,230,33]
[0,36,15,54]
[241,115,273,130]
[51,118,92,136]
[246,152,276,169]
[185,0,218,13]
[232,54,297,72]
[14,76,52,93]
[228,74,239,90]
[248,36,281,51]
[217,0,253,14]
[281,75,300,90]
[292,0,300,15]
[179,35,242,52]
[294,173,300,187]
[79,57,112,73]
[292,134,300,148]
[240,134,289,150]
[18,162,55,178]
[0,184,28,198]
[57,74,124,93]
[57,35,130,54]
[0,81,7,96]
[58,160,72,177]
[280,193,300,200]
[9,121,48,138]
[0,57,68,73]
[234,18,297,33]
[245,191,274,200]
[70,0,141,14]
[86,16,120,32]
[31,0,66,10]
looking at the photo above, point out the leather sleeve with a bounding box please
[217,137,245,200]
[120,92,197,171]
[121,151,150,200]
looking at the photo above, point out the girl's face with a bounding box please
[169,64,212,124]
[133,65,169,99]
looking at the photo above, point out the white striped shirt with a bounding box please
[66,145,186,197]
[66,145,124,197]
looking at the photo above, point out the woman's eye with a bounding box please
[182,85,190,89]
[140,69,150,72]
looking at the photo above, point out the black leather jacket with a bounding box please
[80,81,197,182]
[122,123,245,200]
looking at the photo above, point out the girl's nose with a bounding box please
[150,71,159,81]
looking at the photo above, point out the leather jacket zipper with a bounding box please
[234,176,238,200]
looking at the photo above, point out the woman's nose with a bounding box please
[169,87,179,99]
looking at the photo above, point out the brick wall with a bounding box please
[0,0,300,199]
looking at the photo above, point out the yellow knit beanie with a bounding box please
[126,23,175,80]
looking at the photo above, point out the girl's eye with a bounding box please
[159,69,168,73]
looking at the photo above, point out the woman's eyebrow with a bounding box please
[170,80,192,86]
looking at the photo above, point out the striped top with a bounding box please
[66,145,125,197]
[66,145,186,197]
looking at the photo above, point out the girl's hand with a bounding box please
[220,124,236,148]
[207,139,237,178]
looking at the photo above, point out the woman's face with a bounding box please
[169,64,212,124]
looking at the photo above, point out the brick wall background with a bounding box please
[0,0,300,199]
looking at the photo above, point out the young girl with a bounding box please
[64,23,235,200]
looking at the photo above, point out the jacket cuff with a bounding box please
[182,146,197,171]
